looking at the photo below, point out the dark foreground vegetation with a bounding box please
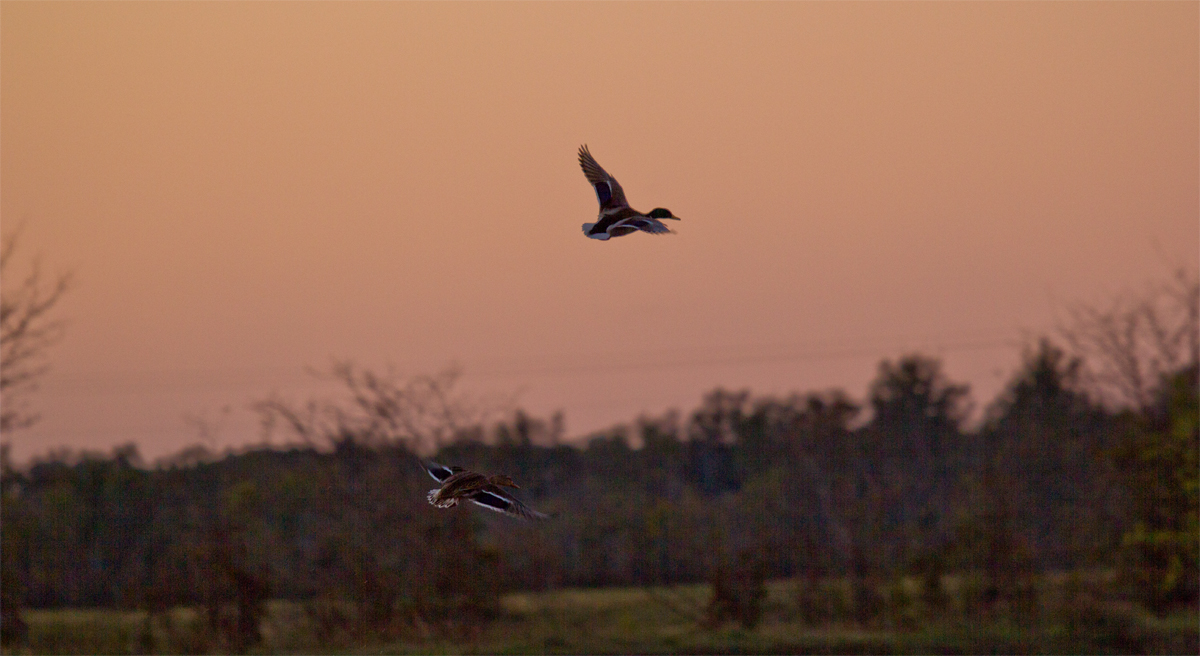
[12,578,1200,655]
[2,272,1197,654]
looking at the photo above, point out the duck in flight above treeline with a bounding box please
[423,461,549,521]
[578,144,681,240]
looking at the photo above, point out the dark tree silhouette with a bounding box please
[859,355,971,565]
[1113,365,1199,612]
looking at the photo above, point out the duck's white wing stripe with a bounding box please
[470,490,514,513]
[470,490,549,520]
[424,461,456,483]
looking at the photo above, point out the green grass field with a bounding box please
[8,578,1198,655]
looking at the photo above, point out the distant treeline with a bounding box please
[2,342,1197,643]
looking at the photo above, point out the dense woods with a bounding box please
[3,338,1196,650]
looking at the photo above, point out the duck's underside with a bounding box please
[583,216,673,240]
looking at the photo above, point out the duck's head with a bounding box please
[488,474,520,489]
[647,208,680,220]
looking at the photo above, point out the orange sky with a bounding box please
[2,2,1197,462]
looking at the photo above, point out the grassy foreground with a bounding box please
[8,578,1198,654]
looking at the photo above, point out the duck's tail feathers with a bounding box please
[428,490,457,508]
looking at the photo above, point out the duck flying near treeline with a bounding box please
[423,461,549,521]
[578,145,680,240]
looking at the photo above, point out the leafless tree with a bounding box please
[255,361,505,452]
[1059,267,1199,410]
[1,226,72,432]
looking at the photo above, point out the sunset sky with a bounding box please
[2,2,1197,463]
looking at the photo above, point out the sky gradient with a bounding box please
[2,2,1197,462]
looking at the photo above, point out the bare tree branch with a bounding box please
[254,361,503,453]
[1,225,73,432]
[1059,267,1200,409]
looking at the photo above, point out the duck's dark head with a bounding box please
[647,208,680,220]
[489,474,520,489]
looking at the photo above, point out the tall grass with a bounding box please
[8,575,1197,655]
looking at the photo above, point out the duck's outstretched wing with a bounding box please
[578,145,629,214]
[470,487,549,521]
[618,217,673,235]
[423,461,460,484]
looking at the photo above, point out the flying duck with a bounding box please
[423,461,549,521]
[578,145,680,240]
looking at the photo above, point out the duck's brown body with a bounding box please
[423,462,548,521]
[427,471,514,508]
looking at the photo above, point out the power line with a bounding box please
[36,335,1023,395]
[471,336,1021,379]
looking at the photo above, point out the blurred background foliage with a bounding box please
[1,272,1197,654]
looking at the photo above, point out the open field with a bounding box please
[8,578,1197,655]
